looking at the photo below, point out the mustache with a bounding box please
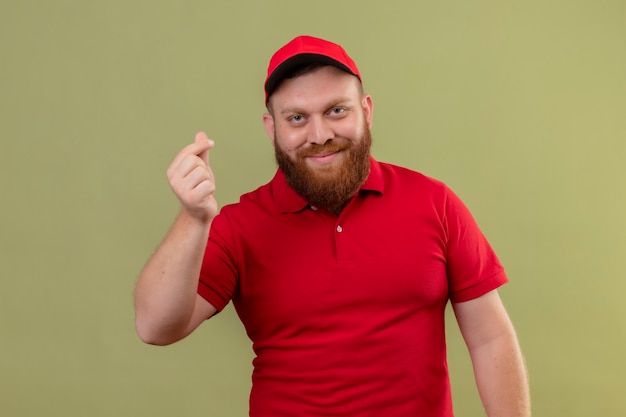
[296,140,351,158]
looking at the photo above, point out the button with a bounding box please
[336,225,343,233]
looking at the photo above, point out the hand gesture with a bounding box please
[167,132,218,223]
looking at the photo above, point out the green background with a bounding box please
[1,1,625,415]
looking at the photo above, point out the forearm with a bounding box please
[469,332,531,417]
[134,210,211,344]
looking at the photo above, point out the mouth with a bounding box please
[306,150,344,165]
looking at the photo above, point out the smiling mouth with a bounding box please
[305,150,344,166]
[310,150,339,158]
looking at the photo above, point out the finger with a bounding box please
[185,163,213,189]
[168,135,214,176]
[189,168,215,193]
[171,156,200,181]
[194,131,214,164]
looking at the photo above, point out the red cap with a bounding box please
[264,35,362,104]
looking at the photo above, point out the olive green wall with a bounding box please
[1,1,625,416]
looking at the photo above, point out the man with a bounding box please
[134,35,530,416]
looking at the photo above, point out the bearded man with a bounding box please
[134,35,530,417]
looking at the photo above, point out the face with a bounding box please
[263,66,374,212]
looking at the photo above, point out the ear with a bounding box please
[262,112,276,145]
[361,94,374,128]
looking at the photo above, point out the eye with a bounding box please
[329,107,345,115]
[289,114,304,123]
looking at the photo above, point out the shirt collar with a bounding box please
[272,156,385,214]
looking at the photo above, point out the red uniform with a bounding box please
[198,157,508,416]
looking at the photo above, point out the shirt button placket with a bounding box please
[335,224,345,260]
[334,224,342,260]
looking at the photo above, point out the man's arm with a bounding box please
[134,132,219,346]
[452,290,531,417]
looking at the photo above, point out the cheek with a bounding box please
[275,125,307,152]
[337,119,364,141]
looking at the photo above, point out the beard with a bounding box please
[274,123,372,212]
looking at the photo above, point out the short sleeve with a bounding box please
[442,186,508,303]
[197,210,239,312]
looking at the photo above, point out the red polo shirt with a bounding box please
[198,157,507,417]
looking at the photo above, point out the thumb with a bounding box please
[194,131,213,164]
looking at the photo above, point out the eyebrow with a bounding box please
[279,97,354,116]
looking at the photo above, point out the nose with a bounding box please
[307,116,333,145]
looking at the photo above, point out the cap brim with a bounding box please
[264,53,355,100]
